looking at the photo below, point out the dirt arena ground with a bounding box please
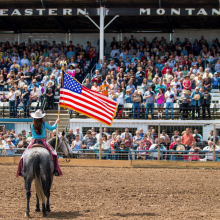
[1,165,220,219]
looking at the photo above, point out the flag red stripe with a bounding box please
[60,90,115,114]
[83,86,117,105]
[59,102,111,125]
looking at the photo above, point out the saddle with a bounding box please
[30,144,54,161]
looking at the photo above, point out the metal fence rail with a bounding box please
[1,148,220,162]
[70,107,219,120]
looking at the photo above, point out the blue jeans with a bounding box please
[133,102,140,118]
[212,85,218,89]
[9,100,16,117]
[23,99,29,117]
[0,87,4,91]
[166,102,174,119]
[40,95,45,109]
[145,103,154,119]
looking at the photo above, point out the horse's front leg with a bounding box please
[24,178,31,217]
[35,193,40,212]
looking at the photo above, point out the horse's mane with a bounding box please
[48,137,58,149]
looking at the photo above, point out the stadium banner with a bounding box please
[0,8,219,16]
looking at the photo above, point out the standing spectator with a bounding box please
[214,59,220,73]
[201,88,211,119]
[183,75,191,90]
[29,86,40,107]
[193,129,203,143]
[83,78,92,89]
[202,70,212,91]
[181,128,195,150]
[144,86,155,119]
[39,81,46,108]
[131,90,141,119]
[8,87,16,117]
[124,89,132,103]
[156,88,165,118]
[66,129,75,145]
[115,87,124,118]
[191,87,201,119]
[188,142,201,161]
[91,82,100,92]
[121,128,133,139]
[46,81,54,110]
[165,87,175,119]
[99,63,109,79]
[21,85,30,118]
[122,133,133,150]
[212,72,220,89]
[100,80,109,97]
[74,127,83,142]
[155,80,166,93]
[180,90,191,119]
[3,138,15,155]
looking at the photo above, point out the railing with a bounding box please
[82,63,97,84]
[2,148,220,162]
[70,107,219,120]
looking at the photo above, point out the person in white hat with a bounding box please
[17,109,61,176]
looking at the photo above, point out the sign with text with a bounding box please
[0,8,219,16]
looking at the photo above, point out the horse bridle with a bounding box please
[56,136,71,155]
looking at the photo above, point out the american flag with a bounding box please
[59,71,118,126]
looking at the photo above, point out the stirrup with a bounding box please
[54,170,59,176]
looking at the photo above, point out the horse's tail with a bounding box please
[33,153,45,204]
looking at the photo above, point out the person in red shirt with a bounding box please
[161,63,172,76]
[182,56,191,66]
[169,136,178,150]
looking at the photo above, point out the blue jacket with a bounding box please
[190,91,201,106]
[31,122,57,139]
[124,94,132,103]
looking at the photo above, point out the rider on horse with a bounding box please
[16,109,62,177]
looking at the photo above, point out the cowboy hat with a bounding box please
[176,144,185,154]
[183,90,188,94]
[31,109,46,119]
[194,94,201,100]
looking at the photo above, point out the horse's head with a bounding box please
[57,131,73,157]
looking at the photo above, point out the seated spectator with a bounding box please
[83,78,92,89]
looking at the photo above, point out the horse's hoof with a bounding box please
[43,213,48,218]
[25,212,30,218]
[35,208,40,212]
[46,208,51,212]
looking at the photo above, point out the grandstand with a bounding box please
[0,0,220,161]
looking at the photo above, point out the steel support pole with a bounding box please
[99,6,104,61]
[213,123,216,161]
[157,124,160,160]
[99,123,102,160]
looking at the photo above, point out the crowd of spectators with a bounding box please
[0,35,220,119]
[88,35,220,119]
[0,39,95,117]
[1,126,219,161]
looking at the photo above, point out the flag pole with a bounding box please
[99,123,102,160]
[55,101,60,152]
